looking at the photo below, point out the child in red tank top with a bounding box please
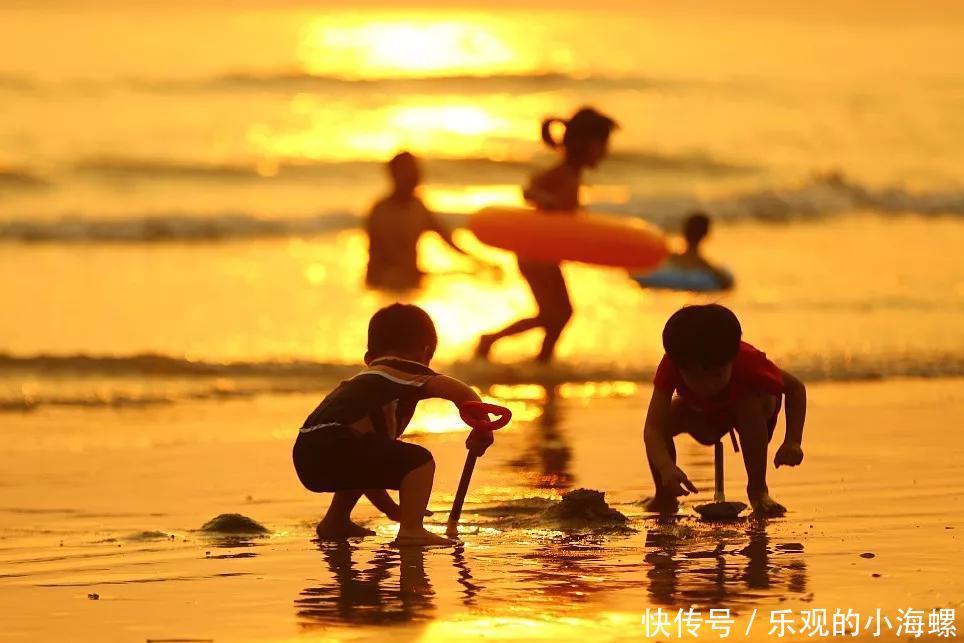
[643,305,807,516]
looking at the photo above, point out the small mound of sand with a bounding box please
[467,489,633,533]
[544,489,628,527]
[200,513,269,534]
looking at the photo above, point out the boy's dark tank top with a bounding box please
[299,357,436,440]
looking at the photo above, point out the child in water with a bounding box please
[366,152,486,291]
[642,304,806,516]
[667,211,734,289]
[476,107,618,363]
[292,304,494,545]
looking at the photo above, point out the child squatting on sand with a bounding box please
[292,303,494,546]
[643,304,807,516]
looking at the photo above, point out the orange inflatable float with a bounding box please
[469,206,667,270]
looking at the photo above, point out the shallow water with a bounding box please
[3,215,963,415]
[1,378,961,641]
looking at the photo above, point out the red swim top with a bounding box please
[653,341,784,417]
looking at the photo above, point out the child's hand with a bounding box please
[459,401,511,431]
[774,441,804,468]
[659,465,698,497]
[466,428,494,456]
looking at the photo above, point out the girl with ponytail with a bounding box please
[476,107,618,363]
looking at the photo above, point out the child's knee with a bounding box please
[396,443,434,485]
[557,301,574,323]
[412,446,435,471]
[537,308,571,332]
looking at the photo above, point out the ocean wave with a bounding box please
[0,74,34,92]
[0,353,358,378]
[602,173,964,224]
[72,155,533,182]
[132,71,652,94]
[4,173,963,244]
[73,150,743,183]
[0,166,49,189]
[0,383,329,413]
[0,212,362,242]
[1,351,962,413]
[608,151,752,175]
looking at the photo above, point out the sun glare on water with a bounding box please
[242,12,573,167]
[298,14,535,79]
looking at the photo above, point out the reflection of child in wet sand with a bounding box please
[292,304,493,546]
[667,211,733,289]
[366,152,485,291]
[476,107,618,363]
[642,304,806,516]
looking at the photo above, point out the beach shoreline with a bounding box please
[1,377,961,642]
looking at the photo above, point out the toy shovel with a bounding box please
[445,401,511,537]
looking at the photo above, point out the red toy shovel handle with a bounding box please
[458,401,511,431]
[446,402,511,538]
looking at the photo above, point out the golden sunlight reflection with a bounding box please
[246,98,541,163]
[298,14,547,79]
[558,381,638,399]
[304,263,327,284]
[420,612,640,641]
[422,185,526,213]
[405,394,539,437]
[405,397,472,436]
[434,485,560,505]
[581,184,632,206]
[372,230,664,365]
[45,227,666,367]
[488,384,547,401]
[391,105,506,137]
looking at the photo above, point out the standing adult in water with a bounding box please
[476,107,618,363]
[366,151,485,291]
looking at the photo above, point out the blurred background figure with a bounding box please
[666,211,734,289]
[366,152,488,291]
[476,107,618,363]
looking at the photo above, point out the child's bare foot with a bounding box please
[475,334,494,360]
[393,526,454,547]
[642,494,680,514]
[749,492,787,517]
[315,519,376,540]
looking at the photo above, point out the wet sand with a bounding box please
[1,378,962,642]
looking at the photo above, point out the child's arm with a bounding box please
[425,208,471,256]
[643,389,675,471]
[643,388,698,496]
[421,375,494,455]
[364,489,401,520]
[422,374,482,405]
[424,206,498,271]
[363,489,431,522]
[774,369,806,467]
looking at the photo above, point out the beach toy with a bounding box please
[468,206,667,270]
[632,265,733,292]
[446,401,512,537]
[694,431,747,521]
